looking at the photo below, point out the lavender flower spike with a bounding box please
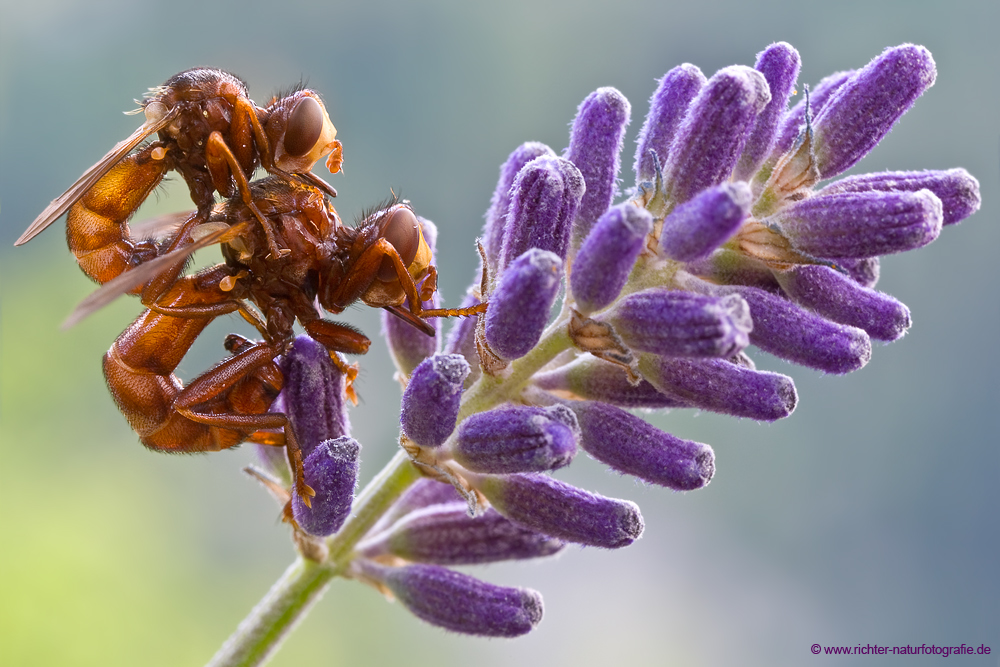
[659,182,752,262]
[775,265,911,342]
[400,354,470,447]
[571,203,652,315]
[281,335,349,460]
[607,289,751,359]
[474,473,644,549]
[812,44,936,180]
[484,249,563,361]
[360,504,565,565]
[565,87,631,245]
[634,64,706,185]
[663,65,770,206]
[482,142,555,273]
[817,168,981,226]
[358,561,544,637]
[498,156,584,272]
[292,437,361,537]
[735,42,801,181]
[772,189,943,258]
[571,401,715,490]
[452,404,578,474]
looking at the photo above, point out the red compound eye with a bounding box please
[283,96,324,157]
[378,207,420,282]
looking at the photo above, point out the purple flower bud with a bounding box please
[452,405,577,474]
[771,70,853,160]
[639,355,797,421]
[571,401,714,490]
[442,292,482,388]
[359,561,544,637]
[659,182,752,262]
[772,189,943,258]
[718,285,871,373]
[533,357,691,409]
[837,257,880,288]
[371,478,466,537]
[663,65,770,206]
[685,248,782,291]
[361,504,565,565]
[812,44,936,179]
[570,203,652,314]
[498,156,584,271]
[565,87,631,243]
[608,289,751,358]
[291,437,360,537]
[400,354,471,447]
[817,168,981,226]
[634,64,706,184]
[735,42,802,181]
[475,473,644,549]
[280,335,349,459]
[484,249,563,361]
[775,265,910,342]
[483,142,555,273]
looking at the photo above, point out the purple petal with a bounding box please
[291,437,360,537]
[817,168,981,226]
[571,401,715,490]
[773,189,943,258]
[608,289,751,358]
[565,87,631,243]
[361,561,544,637]
[813,44,937,179]
[280,335,350,459]
[362,503,565,565]
[634,64,706,184]
[476,473,644,548]
[400,354,471,447]
[775,264,911,341]
[770,70,854,161]
[639,355,797,421]
[570,203,652,314]
[735,42,802,181]
[484,249,563,361]
[659,182,752,262]
[533,357,691,409]
[663,65,770,206]
[453,405,578,474]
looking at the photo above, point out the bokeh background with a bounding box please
[1,0,997,665]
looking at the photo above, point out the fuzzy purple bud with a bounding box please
[735,42,801,181]
[837,257,880,288]
[571,203,652,314]
[361,504,565,565]
[771,70,853,160]
[719,285,871,373]
[453,405,578,474]
[483,142,555,273]
[659,182,752,262]
[533,357,690,409]
[280,335,349,459]
[772,189,943,258]
[608,289,751,359]
[817,169,981,226]
[570,401,714,490]
[638,355,797,421]
[400,354,471,447]
[775,265,910,341]
[812,44,937,179]
[663,65,770,206]
[360,561,544,637]
[565,87,630,244]
[291,437,360,537]
[475,473,644,549]
[498,156,584,271]
[371,478,466,537]
[484,249,563,360]
[634,64,706,184]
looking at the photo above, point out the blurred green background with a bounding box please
[1,0,997,665]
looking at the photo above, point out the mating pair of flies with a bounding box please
[17,68,484,507]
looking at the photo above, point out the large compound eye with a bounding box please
[377,207,420,282]
[283,96,324,157]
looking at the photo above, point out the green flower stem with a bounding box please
[205,450,421,667]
